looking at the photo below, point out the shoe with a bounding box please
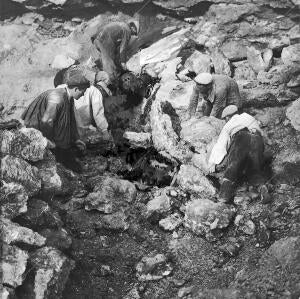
[219,178,236,203]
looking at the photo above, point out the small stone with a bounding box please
[178,286,194,298]
[102,211,129,231]
[51,54,75,69]
[234,215,256,235]
[159,214,182,231]
[169,189,178,197]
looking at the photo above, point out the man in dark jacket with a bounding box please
[22,67,90,172]
[92,20,139,81]
[188,72,242,119]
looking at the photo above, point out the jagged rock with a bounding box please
[154,80,195,120]
[0,217,46,247]
[211,49,232,76]
[127,28,190,74]
[0,181,28,219]
[35,150,62,194]
[0,128,48,162]
[177,165,216,197]
[159,213,183,231]
[146,188,172,218]
[136,253,172,281]
[221,40,249,61]
[18,199,63,230]
[184,198,236,238]
[246,47,272,73]
[84,176,136,213]
[184,51,211,74]
[150,98,191,162]
[287,73,300,87]
[234,215,256,235]
[2,243,28,288]
[102,211,129,231]
[233,61,257,80]
[281,44,300,65]
[272,146,300,185]
[0,155,41,196]
[30,247,75,299]
[123,131,152,149]
[40,228,72,251]
[286,98,300,131]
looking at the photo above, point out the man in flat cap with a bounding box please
[22,66,90,172]
[188,73,242,119]
[208,105,268,203]
[92,20,139,82]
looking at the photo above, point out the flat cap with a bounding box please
[194,72,213,85]
[221,105,238,119]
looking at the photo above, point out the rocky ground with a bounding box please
[1,0,300,299]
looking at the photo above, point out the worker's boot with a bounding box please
[219,178,236,203]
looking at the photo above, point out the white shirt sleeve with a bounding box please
[90,87,109,133]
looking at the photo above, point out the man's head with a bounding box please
[128,20,139,36]
[63,66,90,99]
[194,72,213,94]
[221,105,238,122]
[95,71,110,86]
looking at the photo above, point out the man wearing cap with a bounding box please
[22,66,90,172]
[74,71,112,140]
[188,73,242,119]
[92,20,139,81]
[208,105,265,203]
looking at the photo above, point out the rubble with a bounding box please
[159,213,183,231]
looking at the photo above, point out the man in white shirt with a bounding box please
[208,105,265,203]
[74,71,113,140]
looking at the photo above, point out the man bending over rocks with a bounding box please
[22,66,90,173]
[188,73,242,119]
[208,105,269,203]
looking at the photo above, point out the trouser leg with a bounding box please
[219,130,250,202]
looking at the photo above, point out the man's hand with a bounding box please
[75,139,86,151]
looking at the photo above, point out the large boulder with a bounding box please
[84,176,137,213]
[0,181,28,219]
[150,98,192,162]
[286,98,300,131]
[0,155,41,196]
[177,165,216,197]
[0,217,46,247]
[154,80,195,120]
[30,247,75,299]
[184,51,211,74]
[184,198,236,238]
[2,243,28,288]
[246,47,272,73]
[180,116,224,173]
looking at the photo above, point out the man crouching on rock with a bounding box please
[21,66,90,173]
[208,105,269,203]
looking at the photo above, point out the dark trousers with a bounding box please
[224,129,265,185]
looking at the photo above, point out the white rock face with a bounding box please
[127,28,191,74]
[177,164,216,197]
[2,243,29,288]
[51,54,75,69]
[281,44,300,65]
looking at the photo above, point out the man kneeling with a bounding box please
[22,67,90,172]
[208,105,266,203]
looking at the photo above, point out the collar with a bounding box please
[65,86,71,100]
[207,80,215,104]
[96,82,112,96]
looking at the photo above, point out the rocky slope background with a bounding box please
[1,0,300,298]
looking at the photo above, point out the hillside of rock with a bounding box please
[1,1,300,299]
